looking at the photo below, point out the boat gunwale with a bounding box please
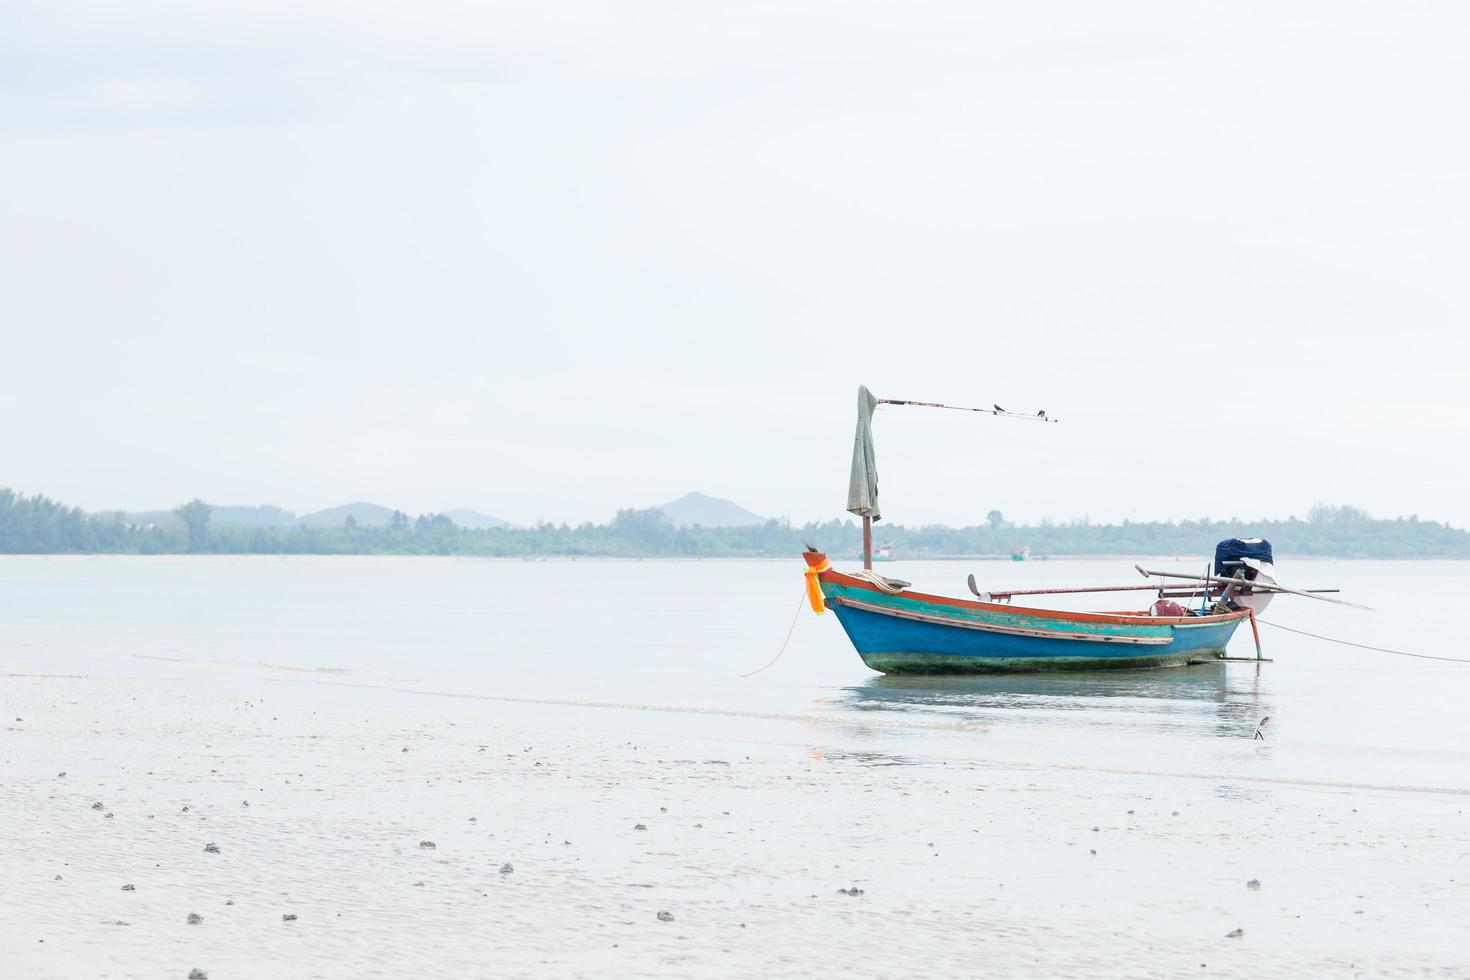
[830,596,1177,645]
[819,567,1251,628]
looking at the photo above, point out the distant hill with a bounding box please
[115,501,510,530]
[658,492,765,528]
[443,509,514,530]
[297,502,398,528]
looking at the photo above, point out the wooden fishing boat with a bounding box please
[801,386,1347,674]
[803,550,1252,673]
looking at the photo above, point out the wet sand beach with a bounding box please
[3,557,1469,978]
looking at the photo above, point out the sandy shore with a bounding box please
[4,666,1467,980]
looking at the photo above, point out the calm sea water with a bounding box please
[5,556,1470,979]
[5,555,1467,793]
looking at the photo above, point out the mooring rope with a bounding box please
[1257,619,1470,664]
[741,591,807,678]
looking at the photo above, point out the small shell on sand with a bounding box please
[419,840,437,849]
[657,911,675,922]
[499,863,514,874]
[189,970,209,979]
[187,913,203,925]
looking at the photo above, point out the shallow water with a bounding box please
[7,555,1467,785]
[3,556,1468,978]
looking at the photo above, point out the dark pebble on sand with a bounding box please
[657,911,675,922]
[282,913,298,922]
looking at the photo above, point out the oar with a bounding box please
[1134,566,1372,611]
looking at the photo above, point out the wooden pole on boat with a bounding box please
[862,516,873,570]
[975,581,1341,600]
[1134,565,1370,609]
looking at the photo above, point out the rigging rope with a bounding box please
[740,591,807,678]
[1256,618,1470,664]
[849,569,906,594]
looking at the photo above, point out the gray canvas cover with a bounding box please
[846,385,880,521]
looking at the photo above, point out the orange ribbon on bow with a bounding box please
[804,557,831,615]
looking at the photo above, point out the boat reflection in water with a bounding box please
[829,662,1272,741]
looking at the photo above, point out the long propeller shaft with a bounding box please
[1134,565,1371,610]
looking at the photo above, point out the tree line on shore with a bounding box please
[2,488,1468,558]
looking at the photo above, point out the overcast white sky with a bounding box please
[3,1,1468,527]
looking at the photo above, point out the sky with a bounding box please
[3,1,1468,528]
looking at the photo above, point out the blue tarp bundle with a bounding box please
[1215,538,1273,576]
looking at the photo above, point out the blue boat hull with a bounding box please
[817,574,1248,674]
[832,601,1242,673]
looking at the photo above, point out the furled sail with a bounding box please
[846,385,880,521]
